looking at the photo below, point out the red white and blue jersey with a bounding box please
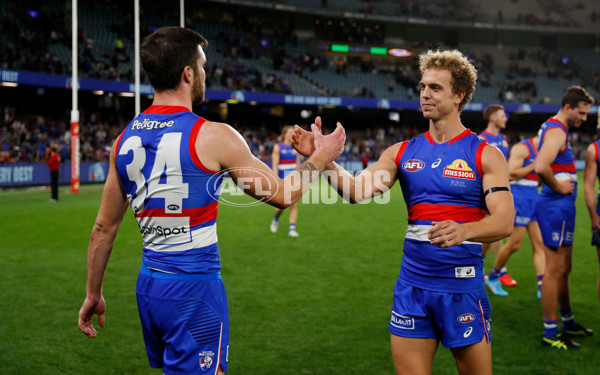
[510,138,539,226]
[592,140,600,183]
[115,105,222,274]
[592,140,600,208]
[537,117,577,200]
[396,129,487,293]
[510,138,539,189]
[479,131,508,159]
[276,142,297,178]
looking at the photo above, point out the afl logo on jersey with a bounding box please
[402,159,425,172]
[443,159,475,180]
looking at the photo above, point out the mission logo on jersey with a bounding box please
[443,159,475,180]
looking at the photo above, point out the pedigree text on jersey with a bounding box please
[132,118,175,130]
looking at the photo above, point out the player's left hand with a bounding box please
[78,295,106,338]
[428,220,467,248]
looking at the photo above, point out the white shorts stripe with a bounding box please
[279,163,296,170]
[510,179,538,187]
[554,172,577,182]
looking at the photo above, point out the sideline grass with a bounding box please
[0,180,598,374]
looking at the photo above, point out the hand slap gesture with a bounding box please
[292,116,345,159]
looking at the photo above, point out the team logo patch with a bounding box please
[199,351,215,371]
[402,159,425,172]
[390,311,415,330]
[566,232,574,242]
[455,266,475,278]
[458,313,476,323]
[443,159,475,180]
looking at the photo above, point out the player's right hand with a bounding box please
[558,179,575,195]
[78,295,106,338]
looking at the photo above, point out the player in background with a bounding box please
[293,50,513,375]
[77,26,346,374]
[583,122,600,307]
[479,104,517,287]
[535,86,594,350]
[485,135,545,298]
[270,126,301,237]
[45,145,61,202]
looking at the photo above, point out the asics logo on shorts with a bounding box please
[463,326,473,338]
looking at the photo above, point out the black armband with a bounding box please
[483,186,510,197]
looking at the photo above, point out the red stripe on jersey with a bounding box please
[395,141,409,167]
[594,142,599,161]
[424,131,434,144]
[551,163,576,173]
[449,129,473,145]
[114,130,125,169]
[135,201,219,226]
[189,118,220,174]
[527,138,538,158]
[279,159,297,164]
[408,204,487,222]
[547,117,568,131]
[542,118,569,153]
[476,141,486,178]
[143,105,190,115]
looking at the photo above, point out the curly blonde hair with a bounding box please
[419,50,477,113]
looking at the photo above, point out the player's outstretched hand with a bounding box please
[312,118,345,163]
[78,295,106,338]
[292,116,324,157]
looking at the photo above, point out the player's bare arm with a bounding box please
[292,116,398,202]
[324,144,400,203]
[429,144,513,248]
[508,143,534,181]
[583,144,600,232]
[78,143,129,338]
[271,143,280,175]
[534,127,574,195]
[197,121,345,208]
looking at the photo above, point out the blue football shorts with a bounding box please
[136,265,229,375]
[535,199,575,247]
[388,280,491,348]
[512,188,538,227]
[593,203,600,247]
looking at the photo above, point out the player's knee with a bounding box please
[509,242,521,253]
[549,262,571,276]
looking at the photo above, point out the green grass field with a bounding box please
[1,178,599,374]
